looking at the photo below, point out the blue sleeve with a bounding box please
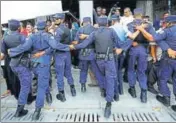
[111,29,119,48]
[9,37,33,57]
[74,29,82,41]
[127,23,135,33]
[1,39,7,54]
[48,36,70,51]
[157,40,170,51]
[75,32,95,49]
[153,30,167,42]
[147,24,156,36]
[20,35,27,44]
[121,39,133,51]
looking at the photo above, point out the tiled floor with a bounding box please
[1,68,176,122]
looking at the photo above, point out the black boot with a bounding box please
[101,88,106,97]
[140,89,147,103]
[46,93,52,105]
[114,94,119,101]
[156,95,170,107]
[81,83,86,92]
[70,85,76,96]
[104,102,111,118]
[32,108,41,121]
[56,91,66,102]
[171,105,176,112]
[128,87,137,98]
[148,86,158,95]
[14,105,28,117]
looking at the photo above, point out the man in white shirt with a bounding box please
[120,7,134,32]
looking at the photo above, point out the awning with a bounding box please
[1,1,63,24]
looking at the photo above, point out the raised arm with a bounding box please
[74,32,95,50]
[9,37,33,57]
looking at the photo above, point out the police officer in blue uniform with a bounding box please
[53,13,76,102]
[136,15,176,110]
[9,21,72,120]
[127,8,155,103]
[1,19,32,118]
[74,17,104,92]
[70,17,128,118]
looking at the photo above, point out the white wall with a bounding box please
[79,0,93,24]
[1,1,63,24]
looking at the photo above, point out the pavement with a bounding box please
[1,67,176,122]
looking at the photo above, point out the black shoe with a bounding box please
[104,102,111,118]
[171,105,176,112]
[123,76,128,83]
[32,108,41,121]
[128,87,137,98]
[81,83,86,92]
[14,105,28,117]
[156,95,170,107]
[148,86,158,95]
[140,89,147,103]
[46,93,52,105]
[56,92,66,102]
[101,88,106,97]
[70,85,76,96]
[114,94,119,101]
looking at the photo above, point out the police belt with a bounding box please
[132,43,148,47]
[96,53,114,60]
[80,48,94,56]
[55,50,67,53]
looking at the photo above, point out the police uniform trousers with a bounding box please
[79,51,105,89]
[54,51,74,91]
[11,64,32,105]
[32,55,51,108]
[128,45,148,90]
[158,56,176,97]
[115,53,125,94]
[96,58,117,102]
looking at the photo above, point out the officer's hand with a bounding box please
[32,51,45,58]
[94,24,99,28]
[0,53,5,60]
[79,34,88,40]
[72,41,78,45]
[132,42,139,47]
[116,48,123,55]
[152,57,157,63]
[69,45,75,50]
[135,24,147,31]
[167,48,176,58]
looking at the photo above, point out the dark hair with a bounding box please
[163,12,169,16]
[46,20,52,23]
[26,22,33,27]
[143,15,149,18]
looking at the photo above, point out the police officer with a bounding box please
[1,19,32,117]
[53,13,76,102]
[127,8,155,103]
[74,17,104,92]
[136,15,176,110]
[9,21,72,120]
[70,17,127,118]
[110,15,128,96]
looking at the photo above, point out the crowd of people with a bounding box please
[1,5,176,120]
